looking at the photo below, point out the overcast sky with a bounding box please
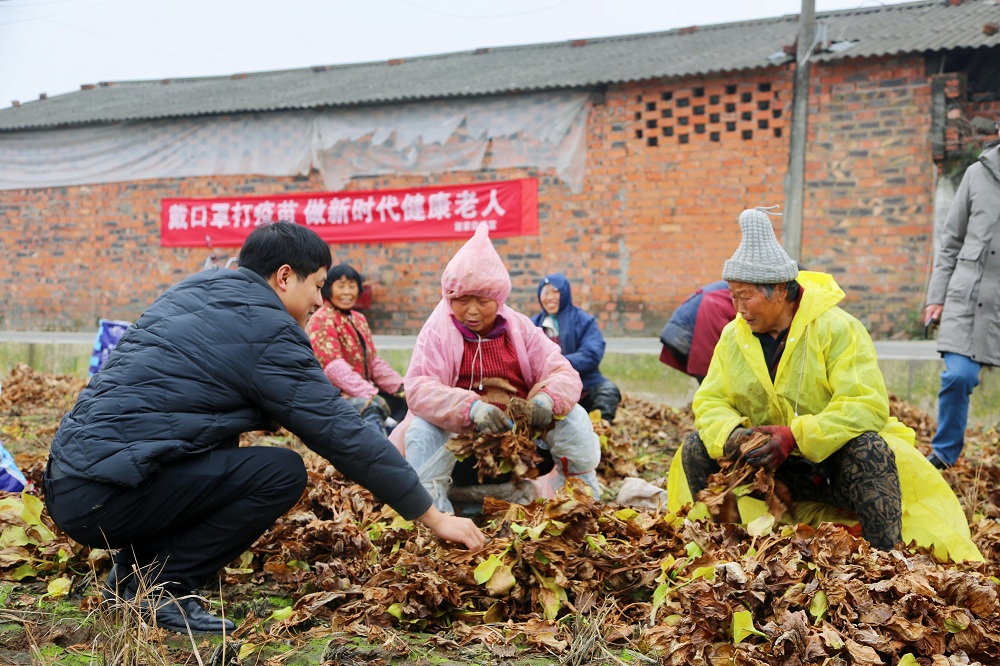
[0,0,913,110]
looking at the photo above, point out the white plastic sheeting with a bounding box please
[0,91,590,193]
[0,113,315,190]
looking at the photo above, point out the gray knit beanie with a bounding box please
[721,207,799,284]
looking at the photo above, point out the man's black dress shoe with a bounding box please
[101,564,136,604]
[153,596,236,635]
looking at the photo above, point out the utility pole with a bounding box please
[783,0,815,261]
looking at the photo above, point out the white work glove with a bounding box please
[528,393,554,430]
[470,400,513,434]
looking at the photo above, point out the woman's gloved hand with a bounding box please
[723,427,754,460]
[746,425,796,470]
[470,400,513,434]
[527,393,554,430]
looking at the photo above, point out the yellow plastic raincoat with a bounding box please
[667,271,982,562]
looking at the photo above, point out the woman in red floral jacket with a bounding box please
[307,263,406,434]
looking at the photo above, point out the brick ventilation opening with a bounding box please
[635,79,788,147]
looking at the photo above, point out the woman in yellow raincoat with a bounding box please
[666,208,981,563]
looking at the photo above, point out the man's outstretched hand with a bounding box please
[417,505,487,551]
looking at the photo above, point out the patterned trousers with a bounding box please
[681,430,903,550]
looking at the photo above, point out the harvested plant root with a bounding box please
[697,430,792,523]
[446,397,548,483]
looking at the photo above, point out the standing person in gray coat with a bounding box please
[923,122,1000,468]
[43,222,485,635]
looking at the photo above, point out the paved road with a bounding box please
[0,332,99,344]
[0,331,941,360]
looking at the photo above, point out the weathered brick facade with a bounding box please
[801,57,938,335]
[0,55,981,337]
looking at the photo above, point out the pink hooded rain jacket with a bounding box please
[389,223,582,455]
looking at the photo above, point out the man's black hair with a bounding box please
[321,263,364,302]
[238,222,332,280]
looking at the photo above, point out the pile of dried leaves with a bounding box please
[4,366,1000,664]
[0,364,86,486]
[0,363,86,414]
[235,459,1000,664]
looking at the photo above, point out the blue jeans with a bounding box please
[930,352,982,465]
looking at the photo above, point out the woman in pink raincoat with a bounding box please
[389,223,601,513]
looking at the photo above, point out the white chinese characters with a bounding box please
[165,187,507,230]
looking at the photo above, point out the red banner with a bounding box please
[160,178,538,247]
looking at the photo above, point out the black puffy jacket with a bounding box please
[48,267,432,519]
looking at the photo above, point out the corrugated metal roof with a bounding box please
[2,0,998,131]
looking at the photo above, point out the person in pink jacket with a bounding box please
[389,223,601,513]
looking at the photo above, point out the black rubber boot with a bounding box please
[580,381,622,422]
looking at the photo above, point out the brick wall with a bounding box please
[0,55,941,337]
[802,56,937,335]
[972,100,1000,123]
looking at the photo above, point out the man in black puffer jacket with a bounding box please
[44,222,485,635]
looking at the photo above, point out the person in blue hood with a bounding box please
[532,273,621,421]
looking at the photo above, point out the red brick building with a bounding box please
[1,1,998,337]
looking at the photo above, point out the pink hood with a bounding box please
[440,223,512,305]
[389,223,582,454]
